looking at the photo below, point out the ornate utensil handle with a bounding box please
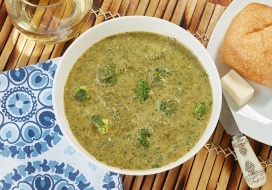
[232,134,266,188]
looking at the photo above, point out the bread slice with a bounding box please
[220,2,272,87]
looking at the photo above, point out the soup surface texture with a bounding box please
[64,32,212,170]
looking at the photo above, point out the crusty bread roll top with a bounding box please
[220,2,272,87]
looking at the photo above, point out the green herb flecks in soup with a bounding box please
[64,32,213,170]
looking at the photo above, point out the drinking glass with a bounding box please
[5,0,93,44]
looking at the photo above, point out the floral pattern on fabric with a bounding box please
[0,60,61,159]
[1,160,95,190]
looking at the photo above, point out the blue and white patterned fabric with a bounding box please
[0,57,123,190]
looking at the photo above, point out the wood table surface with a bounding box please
[1,0,272,189]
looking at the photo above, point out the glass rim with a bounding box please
[20,0,65,7]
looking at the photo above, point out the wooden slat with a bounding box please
[126,0,140,16]
[262,162,272,190]
[3,35,23,69]
[152,171,167,190]
[171,0,189,25]
[206,131,232,189]
[201,3,225,47]
[21,40,41,67]
[162,166,181,189]
[195,2,215,44]
[0,27,19,71]
[119,0,130,16]
[13,35,28,69]
[188,0,206,33]
[28,43,43,64]
[135,0,149,15]
[183,0,198,29]
[109,0,123,14]
[216,147,236,190]
[145,0,160,16]
[38,44,54,62]
[50,42,66,59]
[154,0,168,18]
[123,175,135,190]
[0,17,13,51]
[174,156,195,190]
[141,174,156,189]
[227,162,243,190]
[197,122,226,189]
[162,0,177,21]
[0,1,7,30]
[131,175,144,190]
[16,40,36,67]
[183,127,218,189]
[28,43,44,65]
[184,150,208,190]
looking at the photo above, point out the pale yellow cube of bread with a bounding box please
[221,69,254,106]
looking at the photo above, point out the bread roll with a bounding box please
[220,2,272,87]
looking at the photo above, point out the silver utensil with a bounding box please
[219,93,266,188]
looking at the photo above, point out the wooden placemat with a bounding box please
[1,0,272,189]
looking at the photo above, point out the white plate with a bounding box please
[207,0,272,145]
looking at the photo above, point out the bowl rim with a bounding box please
[53,16,222,175]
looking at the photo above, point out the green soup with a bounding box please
[64,32,212,170]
